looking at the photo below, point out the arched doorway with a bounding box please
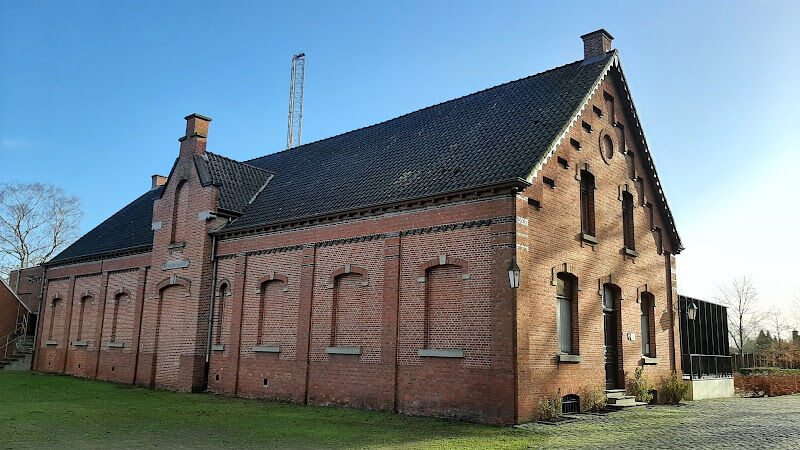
[602,283,622,389]
[154,284,188,390]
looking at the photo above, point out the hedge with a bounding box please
[738,367,800,376]
[735,370,800,396]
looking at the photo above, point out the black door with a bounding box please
[604,310,619,389]
[603,284,621,390]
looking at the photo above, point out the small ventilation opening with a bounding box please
[581,121,593,133]
[527,198,541,210]
[263,378,269,387]
[593,105,603,117]
[78,363,81,369]
[215,374,220,382]
[543,177,556,189]
[557,157,569,169]
[562,394,580,414]
[570,138,581,151]
[111,366,115,372]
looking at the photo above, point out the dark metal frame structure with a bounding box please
[678,295,732,380]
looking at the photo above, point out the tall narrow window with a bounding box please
[170,180,187,243]
[215,283,228,345]
[641,292,655,356]
[603,91,615,124]
[76,296,90,341]
[622,191,635,250]
[110,293,126,342]
[580,170,596,238]
[48,298,61,340]
[557,273,577,354]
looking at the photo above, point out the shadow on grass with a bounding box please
[0,371,543,449]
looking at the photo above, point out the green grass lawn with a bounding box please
[0,371,690,449]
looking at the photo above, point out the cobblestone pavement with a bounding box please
[518,395,800,449]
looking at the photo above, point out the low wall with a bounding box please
[687,378,734,400]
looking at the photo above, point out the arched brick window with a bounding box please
[556,272,579,355]
[420,256,468,351]
[170,179,188,243]
[580,170,596,238]
[256,274,287,346]
[330,272,367,347]
[214,282,229,346]
[48,298,61,340]
[640,292,656,357]
[76,296,91,341]
[110,292,128,342]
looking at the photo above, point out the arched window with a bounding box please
[110,292,127,342]
[170,180,187,243]
[641,292,656,357]
[48,298,61,340]
[580,170,596,238]
[76,296,91,341]
[556,272,578,355]
[603,134,614,160]
[330,273,364,346]
[622,191,635,250]
[423,264,466,350]
[214,282,228,346]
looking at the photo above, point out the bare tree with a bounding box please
[0,182,82,278]
[715,276,765,355]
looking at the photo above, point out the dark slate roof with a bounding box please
[50,52,640,264]
[48,187,163,264]
[225,53,615,231]
[195,152,273,214]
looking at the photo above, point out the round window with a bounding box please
[603,134,614,160]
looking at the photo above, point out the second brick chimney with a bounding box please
[151,174,167,189]
[179,113,212,156]
[581,29,614,59]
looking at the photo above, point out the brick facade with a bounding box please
[33,41,682,424]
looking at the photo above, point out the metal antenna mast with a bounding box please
[287,53,306,149]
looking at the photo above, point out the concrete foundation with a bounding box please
[687,378,734,400]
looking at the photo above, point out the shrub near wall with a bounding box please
[735,368,800,397]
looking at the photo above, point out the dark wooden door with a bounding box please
[604,310,619,389]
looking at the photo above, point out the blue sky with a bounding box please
[2,1,799,317]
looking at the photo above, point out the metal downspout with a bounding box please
[203,234,219,387]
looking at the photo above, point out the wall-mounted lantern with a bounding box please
[508,259,521,289]
[687,301,698,320]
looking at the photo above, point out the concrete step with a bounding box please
[607,400,648,410]
[605,389,627,399]
[607,395,637,406]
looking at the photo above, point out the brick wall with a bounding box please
[514,72,680,420]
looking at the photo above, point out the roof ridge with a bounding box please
[245,53,612,164]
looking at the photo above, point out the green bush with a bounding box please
[627,367,654,404]
[661,373,689,404]
[579,384,607,412]
[536,391,562,421]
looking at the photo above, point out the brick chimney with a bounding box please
[581,29,614,59]
[179,113,212,156]
[151,174,167,189]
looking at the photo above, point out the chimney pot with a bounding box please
[581,29,614,59]
[151,174,167,189]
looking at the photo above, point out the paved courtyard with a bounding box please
[520,395,800,449]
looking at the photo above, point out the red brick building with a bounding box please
[33,30,683,423]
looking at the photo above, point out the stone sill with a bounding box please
[71,341,88,347]
[623,247,640,258]
[418,349,464,358]
[108,342,124,348]
[167,242,186,249]
[211,345,225,352]
[581,233,599,245]
[253,345,281,353]
[325,346,361,355]
[641,356,659,365]
[45,340,58,346]
[558,353,582,363]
